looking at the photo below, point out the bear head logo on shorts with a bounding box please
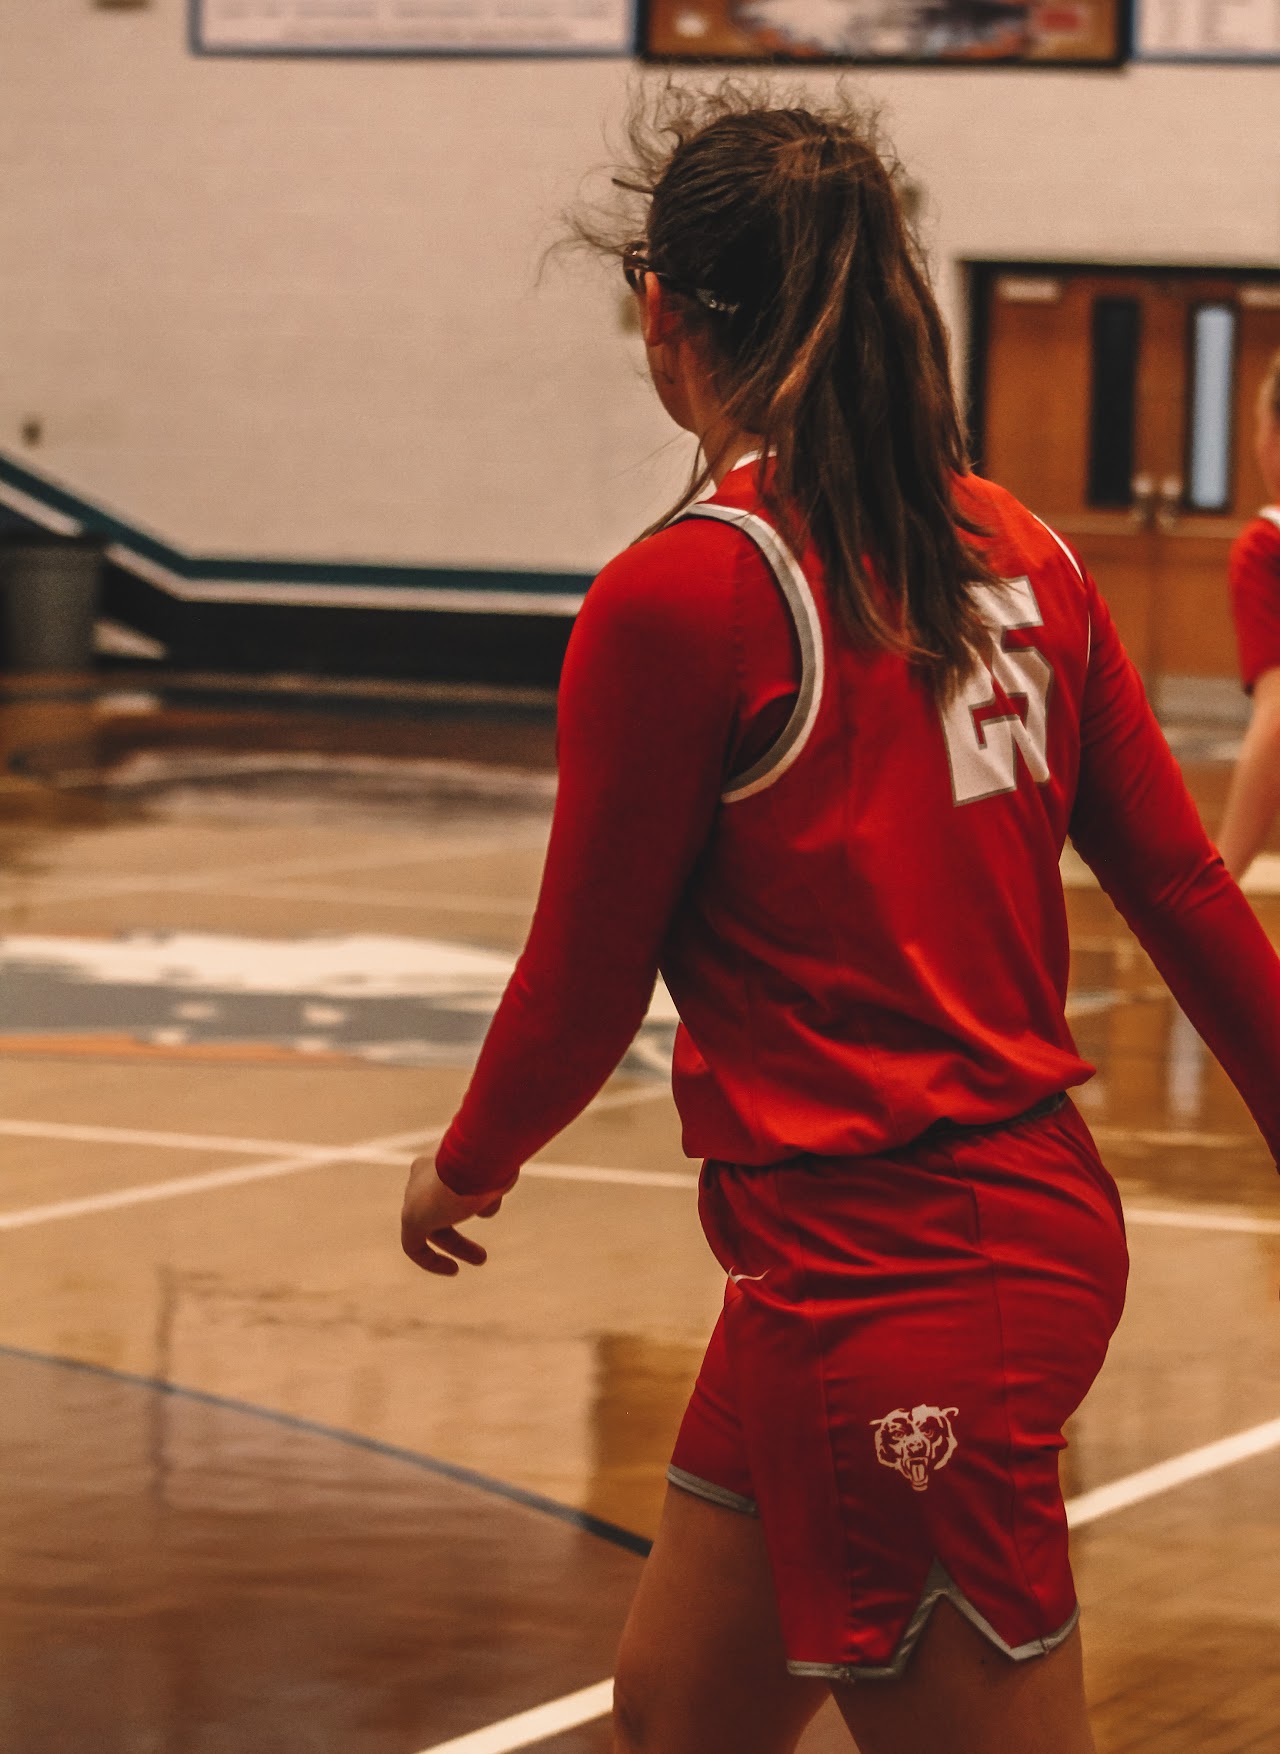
[870,1404,959,1492]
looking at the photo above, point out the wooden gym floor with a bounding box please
[1,674,1278,1754]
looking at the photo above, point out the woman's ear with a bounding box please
[639,276,681,351]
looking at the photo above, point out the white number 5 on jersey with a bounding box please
[940,577,1052,805]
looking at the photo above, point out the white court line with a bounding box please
[1060,849,1280,895]
[0,830,549,909]
[0,1119,377,1160]
[0,843,472,904]
[1062,987,1162,1019]
[1090,1125,1253,1150]
[569,1084,673,1119]
[6,1118,1280,1231]
[414,1681,614,1754]
[0,1087,675,1231]
[214,884,535,916]
[1124,1204,1280,1237]
[1066,1413,1280,1527]
[0,1092,673,1168]
[524,1161,697,1191]
[0,1125,448,1232]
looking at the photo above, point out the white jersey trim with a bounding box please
[1027,509,1092,668]
[1028,512,1084,582]
[1259,507,1280,534]
[680,504,825,804]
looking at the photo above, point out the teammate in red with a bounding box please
[1218,348,1280,880]
[401,95,1280,1753]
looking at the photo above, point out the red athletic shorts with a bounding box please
[668,1099,1128,1681]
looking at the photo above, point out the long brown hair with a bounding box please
[576,84,994,698]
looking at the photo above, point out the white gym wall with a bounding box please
[1,0,1276,571]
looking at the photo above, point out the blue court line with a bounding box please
[0,1341,653,1558]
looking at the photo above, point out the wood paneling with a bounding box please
[979,268,1280,684]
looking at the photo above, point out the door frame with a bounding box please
[963,260,1280,476]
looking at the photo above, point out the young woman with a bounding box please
[400,92,1280,1754]
[1217,349,1280,880]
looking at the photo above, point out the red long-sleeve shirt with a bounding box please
[436,467,1280,1196]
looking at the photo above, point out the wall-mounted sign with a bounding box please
[644,0,1123,62]
[192,0,635,55]
[1136,0,1280,57]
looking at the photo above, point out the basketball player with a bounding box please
[401,94,1280,1754]
[1217,349,1280,880]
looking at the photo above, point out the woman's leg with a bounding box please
[618,1470,1097,1754]
[831,1600,1097,1754]
[612,1484,829,1754]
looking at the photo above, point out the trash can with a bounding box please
[2,535,103,672]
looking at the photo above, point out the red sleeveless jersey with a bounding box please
[436,465,1280,1195]
[660,470,1094,1163]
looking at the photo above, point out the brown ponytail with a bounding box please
[576,84,995,699]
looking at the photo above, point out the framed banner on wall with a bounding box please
[643,0,1124,63]
[192,0,636,56]
[1135,0,1280,58]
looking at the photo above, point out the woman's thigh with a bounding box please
[832,1602,1096,1754]
[612,1484,829,1754]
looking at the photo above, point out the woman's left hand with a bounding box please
[400,1156,513,1276]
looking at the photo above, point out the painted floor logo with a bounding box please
[0,932,678,1072]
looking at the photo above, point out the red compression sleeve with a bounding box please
[1069,576,1280,1163]
[434,521,789,1197]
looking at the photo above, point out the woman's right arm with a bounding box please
[431,520,768,1200]
[1068,578,1280,1165]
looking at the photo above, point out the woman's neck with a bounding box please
[670,336,762,487]
[706,437,765,485]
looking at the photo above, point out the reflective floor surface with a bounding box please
[1,673,1278,1753]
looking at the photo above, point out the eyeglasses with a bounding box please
[622,240,740,316]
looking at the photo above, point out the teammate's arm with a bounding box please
[1215,667,1280,880]
[1068,580,1280,1164]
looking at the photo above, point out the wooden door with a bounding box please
[975,267,1280,685]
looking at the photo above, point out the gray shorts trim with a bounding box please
[786,1560,1081,1684]
[666,1463,759,1518]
